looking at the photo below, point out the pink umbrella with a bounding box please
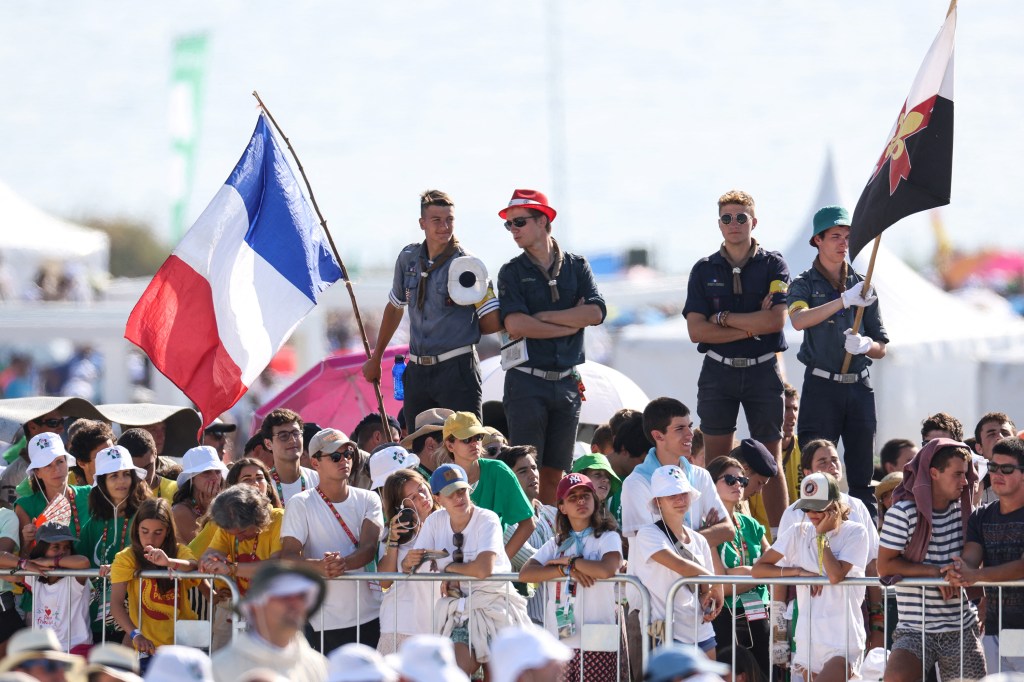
[251,346,407,437]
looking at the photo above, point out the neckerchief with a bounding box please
[557,526,593,557]
[718,239,758,295]
[813,255,849,294]
[417,237,460,309]
[635,448,695,528]
[525,238,564,303]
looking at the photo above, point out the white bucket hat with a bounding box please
[94,445,146,480]
[489,625,572,682]
[395,635,468,682]
[649,465,700,513]
[327,643,397,682]
[142,645,213,682]
[26,433,76,473]
[369,444,421,489]
[175,446,228,488]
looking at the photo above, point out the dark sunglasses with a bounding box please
[452,532,464,564]
[720,474,749,487]
[33,418,64,428]
[503,216,536,231]
[450,434,484,445]
[719,213,750,225]
[313,447,356,463]
[19,659,67,673]
[991,463,1024,475]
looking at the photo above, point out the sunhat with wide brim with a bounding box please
[175,445,228,488]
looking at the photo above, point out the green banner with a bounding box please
[169,33,209,243]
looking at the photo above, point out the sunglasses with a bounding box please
[450,434,485,445]
[991,463,1024,475]
[19,660,67,673]
[719,213,750,225]
[452,532,464,564]
[33,418,64,428]
[313,448,356,463]
[720,474,749,487]
[504,216,537,231]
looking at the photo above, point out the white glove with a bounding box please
[841,281,878,308]
[844,329,872,355]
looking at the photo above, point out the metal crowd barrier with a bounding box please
[7,569,241,652]
[665,575,1024,680]
[324,572,653,681]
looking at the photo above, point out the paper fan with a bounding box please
[35,493,72,527]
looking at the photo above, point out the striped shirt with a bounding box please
[879,500,977,632]
[505,503,557,625]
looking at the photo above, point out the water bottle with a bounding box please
[392,355,406,401]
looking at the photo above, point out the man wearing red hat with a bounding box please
[363,190,501,426]
[497,189,606,505]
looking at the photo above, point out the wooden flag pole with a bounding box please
[839,235,881,373]
[252,91,391,437]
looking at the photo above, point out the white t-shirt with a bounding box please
[277,467,320,506]
[413,506,509,593]
[532,530,623,648]
[629,523,715,645]
[621,463,727,538]
[282,486,383,630]
[0,509,19,596]
[25,576,91,650]
[778,492,880,561]
[772,520,868,656]
[377,536,440,636]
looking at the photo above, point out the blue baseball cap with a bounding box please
[644,644,728,682]
[430,463,470,496]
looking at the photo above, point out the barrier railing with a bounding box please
[323,572,653,681]
[664,575,1024,680]
[7,569,240,652]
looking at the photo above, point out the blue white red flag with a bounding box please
[126,114,342,432]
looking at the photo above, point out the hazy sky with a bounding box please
[1,0,1018,276]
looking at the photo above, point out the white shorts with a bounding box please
[793,641,863,677]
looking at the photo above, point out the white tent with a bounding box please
[0,180,109,299]
[613,153,1024,444]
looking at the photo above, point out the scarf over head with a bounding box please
[891,437,977,563]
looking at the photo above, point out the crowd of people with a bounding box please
[0,187,1021,682]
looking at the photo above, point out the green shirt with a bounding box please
[470,458,533,529]
[718,512,769,609]
[15,485,93,533]
[77,514,134,567]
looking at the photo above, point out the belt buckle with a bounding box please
[419,356,436,366]
[543,370,561,381]
[730,358,749,368]
[838,373,857,384]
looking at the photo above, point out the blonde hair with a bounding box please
[717,190,756,217]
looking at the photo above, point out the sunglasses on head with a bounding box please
[452,532,464,563]
[313,447,356,463]
[991,463,1024,475]
[504,216,536,231]
[33,418,63,428]
[719,213,750,225]
[720,474,749,487]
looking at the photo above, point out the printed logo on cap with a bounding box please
[392,450,405,463]
[566,474,582,486]
[36,436,52,450]
[803,479,819,497]
[109,449,121,460]
[667,467,684,479]
[443,468,460,481]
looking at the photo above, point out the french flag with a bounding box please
[126,114,342,431]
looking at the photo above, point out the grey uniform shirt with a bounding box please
[389,242,498,356]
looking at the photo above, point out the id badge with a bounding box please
[555,600,576,639]
[739,591,767,621]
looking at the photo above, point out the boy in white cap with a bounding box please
[497,189,606,505]
[752,471,868,679]
[629,465,724,656]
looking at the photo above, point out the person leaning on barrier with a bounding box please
[210,562,329,682]
[944,436,1024,673]
[280,433,383,654]
[753,472,869,681]
[878,438,987,682]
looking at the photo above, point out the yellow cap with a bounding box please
[443,411,488,441]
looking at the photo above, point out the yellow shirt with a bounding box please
[154,477,178,503]
[205,508,285,594]
[110,544,199,647]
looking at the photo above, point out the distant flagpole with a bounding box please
[843,0,954,372]
[251,91,390,435]
[169,34,209,243]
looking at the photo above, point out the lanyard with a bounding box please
[271,468,306,502]
[232,532,261,563]
[99,517,129,561]
[816,534,827,575]
[314,487,358,546]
